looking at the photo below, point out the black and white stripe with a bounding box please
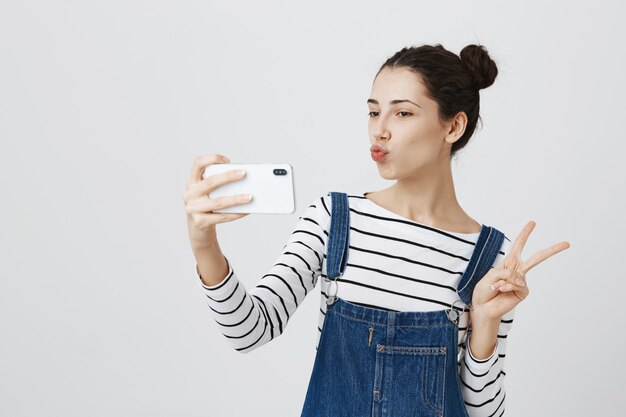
[196,192,515,417]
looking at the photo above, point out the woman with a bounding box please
[183,43,570,417]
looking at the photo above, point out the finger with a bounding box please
[508,221,536,259]
[486,268,524,286]
[491,272,526,290]
[186,193,253,214]
[489,267,526,289]
[202,170,248,201]
[494,280,529,296]
[215,212,249,223]
[184,167,246,203]
[521,241,571,273]
[191,211,249,222]
[187,153,230,188]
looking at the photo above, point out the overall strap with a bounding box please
[325,191,350,280]
[456,225,505,307]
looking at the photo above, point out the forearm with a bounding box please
[193,241,229,287]
[468,310,500,359]
[193,195,329,353]
[459,309,514,416]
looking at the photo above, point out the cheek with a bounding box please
[398,136,441,165]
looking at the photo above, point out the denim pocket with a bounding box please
[374,344,447,417]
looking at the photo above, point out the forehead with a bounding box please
[370,67,429,103]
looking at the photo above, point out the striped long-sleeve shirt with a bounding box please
[196,191,515,417]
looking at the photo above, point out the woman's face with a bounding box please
[367,66,456,180]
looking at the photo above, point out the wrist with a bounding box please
[189,227,219,252]
[468,309,500,360]
[470,314,500,334]
[192,240,219,256]
[470,305,501,324]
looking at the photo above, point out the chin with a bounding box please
[377,167,398,181]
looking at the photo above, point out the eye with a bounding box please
[367,111,379,117]
[398,111,412,118]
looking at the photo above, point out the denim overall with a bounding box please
[300,192,505,417]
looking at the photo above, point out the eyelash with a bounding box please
[367,111,413,118]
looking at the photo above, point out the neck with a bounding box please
[388,159,464,225]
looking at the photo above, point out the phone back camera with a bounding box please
[273,169,287,176]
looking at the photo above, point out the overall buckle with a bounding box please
[446,299,467,325]
[324,277,338,305]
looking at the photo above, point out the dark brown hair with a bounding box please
[376,43,498,158]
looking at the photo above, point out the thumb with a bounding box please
[486,267,522,286]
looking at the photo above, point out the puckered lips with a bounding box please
[370,143,388,162]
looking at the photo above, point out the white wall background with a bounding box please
[1,1,623,416]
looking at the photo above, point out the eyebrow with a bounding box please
[367,98,422,109]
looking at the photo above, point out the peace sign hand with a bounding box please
[471,221,571,321]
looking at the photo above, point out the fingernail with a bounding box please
[221,155,231,162]
[490,284,498,291]
[237,169,246,176]
[516,278,525,286]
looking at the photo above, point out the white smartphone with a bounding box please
[202,163,296,214]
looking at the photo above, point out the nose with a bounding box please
[371,117,390,142]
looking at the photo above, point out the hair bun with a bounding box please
[459,44,498,90]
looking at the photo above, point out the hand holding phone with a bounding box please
[202,162,296,214]
[183,153,255,250]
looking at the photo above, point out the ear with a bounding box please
[444,111,468,145]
